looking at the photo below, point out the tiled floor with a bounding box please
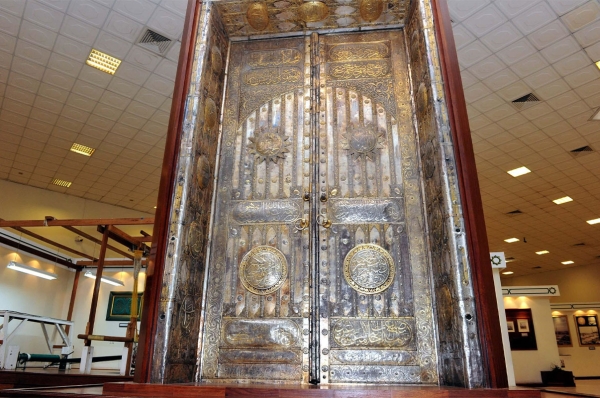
[541,379,600,397]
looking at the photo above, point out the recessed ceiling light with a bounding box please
[596,60,600,70]
[536,250,549,255]
[587,218,600,225]
[561,260,574,265]
[553,196,573,205]
[505,257,515,263]
[52,178,72,188]
[86,49,121,75]
[507,166,531,177]
[504,238,519,243]
[502,271,514,275]
[70,143,95,156]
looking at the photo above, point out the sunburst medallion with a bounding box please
[341,123,385,161]
[248,127,291,163]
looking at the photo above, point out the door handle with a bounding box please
[294,217,309,231]
[316,214,331,228]
[320,193,327,202]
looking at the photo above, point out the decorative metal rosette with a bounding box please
[239,245,288,295]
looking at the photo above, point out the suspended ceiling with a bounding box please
[0,0,599,278]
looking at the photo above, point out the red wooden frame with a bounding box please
[431,0,508,388]
[135,0,202,383]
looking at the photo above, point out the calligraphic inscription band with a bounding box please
[329,349,418,365]
[329,199,404,224]
[232,200,302,224]
[328,60,390,80]
[328,42,390,62]
[221,319,301,348]
[248,49,302,67]
[243,67,302,86]
[331,319,414,349]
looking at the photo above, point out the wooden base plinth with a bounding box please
[102,382,541,398]
[0,370,132,390]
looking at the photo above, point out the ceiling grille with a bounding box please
[511,93,540,110]
[137,29,173,55]
[570,145,594,157]
[506,209,523,215]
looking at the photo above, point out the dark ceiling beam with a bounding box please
[0,217,154,228]
[62,226,134,260]
[0,234,79,270]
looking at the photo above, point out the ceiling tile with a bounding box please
[59,15,100,46]
[54,34,91,62]
[0,9,22,36]
[482,68,520,90]
[94,31,132,59]
[66,92,96,112]
[67,0,109,28]
[532,112,564,129]
[463,4,507,37]
[47,52,83,78]
[158,0,187,18]
[61,105,90,122]
[112,0,157,24]
[521,102,555,120]
[150,110,169,126]
[512,2,557,35]
[527,19,570,50]
[553,51,593,75]
[99,91,131,109]
[103,11,144,43]
[522,66,561,88]
[118,112,146,129]
[107,76,141,98]
[78,66,112,88]
[30,107,58,124]
[11,56,46,80]
[125,46,162,71]
[114,62,151,86]
[496,0,543,18]
[557,100,590,118]
[497,81,532,102]
[565,64,600,88]
[585,41,600,61]
[496,38,537,65]
[147,7,184,40]
[126,101,155,119]
[112,123,139,139]
[510,53,549,78]
[8,72,41,94]
[464,82,492,102]
[153,59,177,81]
[497,113,529,130]
[23,1,64,32]
[27,118,53,134]
[93,102,123,121]
[573,19,600,47]
[87,114,115,131]
[481,22,523,51]
[447,0,491,22]
[134,87,167,108]
[561,0,600,32]
[19,19,57,50]
[536,79,570,101]
[7,86,36,106]
[0,1,26,17]
[540,36,581,63]
[574,78,600,98]
[165,40,180,62]
[42,68,76,91]
[0,31,16,53]
[143,74,174,96]
[15,39,51,66]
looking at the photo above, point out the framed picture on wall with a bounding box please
[505,308,537,350]
[106,291,143,321]
[552,315,572,347]
[574,315,600,346]
[507,321,515,333]
[517,319,530,332]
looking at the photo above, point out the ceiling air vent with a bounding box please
[570,145,594,158]
[573,242,585,246]
[506,209,523,215]
[511,93,540,110]
[137,29,173,55]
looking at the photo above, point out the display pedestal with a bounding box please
[102,382,541,398]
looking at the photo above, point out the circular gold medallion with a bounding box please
[359,0,384,22]
[210,46,222,74]
[246,2,270,31]
[240,246,288,295]
[343,243,395,294]
[204,98,217,130]
[299,1,329,23]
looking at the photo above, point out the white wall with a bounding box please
[551,309,600,377]
[504,296,561,384]
[0,247,74,357]
[0,180,152,370]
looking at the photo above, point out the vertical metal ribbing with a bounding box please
[309,31,321,385]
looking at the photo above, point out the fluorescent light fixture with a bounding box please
[70,143,95,156]
[51,178,72,188]
[596,60,600,71]
[553,196,573,205]
[587,218,600,225]
[502,271,514,275]
[505,259,515,263]
[561,260,574,265]
[536,250,550,255]
[84,270,124,286]
[507,166,531,177]
[591,108,600,121]
[7,261,57,280]
[504,238,519,243]
[86,49,121,75]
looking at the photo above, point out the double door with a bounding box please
[200,31,437,384]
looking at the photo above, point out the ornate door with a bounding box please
[201,31,437,384]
